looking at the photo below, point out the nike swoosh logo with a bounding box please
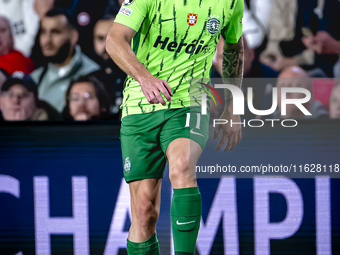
[190,128,205,138]
[176,220,196,225]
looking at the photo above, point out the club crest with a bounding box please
[124,157,131,172]
[206,17,220,35]
[124,0,134,6]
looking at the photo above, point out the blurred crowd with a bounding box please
[0,0,339,122]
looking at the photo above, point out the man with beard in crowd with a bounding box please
[30,8,100,113]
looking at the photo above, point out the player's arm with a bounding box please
[214,0,244,152]
[106,5,172,105]
[106,23,146,85]
[222,37,244,103]
[214,37,244,152]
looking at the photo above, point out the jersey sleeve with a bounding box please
[222,0,244,44]
[114,0,151,32]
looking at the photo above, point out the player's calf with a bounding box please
[127,179,161,254]
[128,201,160,254]
[168,140,203,255]
[171,187,201,255]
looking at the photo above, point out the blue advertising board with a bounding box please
[0,121,339,255]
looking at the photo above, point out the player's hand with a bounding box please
[140,76,173,106]
[214,105,242,152]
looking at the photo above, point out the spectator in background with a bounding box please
[92,15,126,116]
[34,0,55,19]
[260,0,316,72]
[0,0,39,57]
[30,8,100,113]
[243,0,273,50]
[302,0,340,77]
[34,0,122,57]
[63,75,112,121]
[93,15,115,62]
[273,66,328,119]
[213,36,278,78]
[329,84,340,119]
[0,16,35,75]
[0,71,61,121]
[261,0,340,77]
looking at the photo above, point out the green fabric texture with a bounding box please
[173,186,200,196]
[127,232,159,255]
[171,187,202,254]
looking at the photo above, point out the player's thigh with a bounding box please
[121,112,167,182]
[166,138,203,171]
[160,108,209,186]
[160,107,209,155]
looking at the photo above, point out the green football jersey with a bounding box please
[115,0,244,118]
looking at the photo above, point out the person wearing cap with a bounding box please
[0,71,61,121]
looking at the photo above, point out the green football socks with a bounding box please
[171,187,202,255]
[127,232,160,255]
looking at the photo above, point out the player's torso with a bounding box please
[138,0,236,77]
[123,0,237,116]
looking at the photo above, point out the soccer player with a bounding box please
[106,0,244,254]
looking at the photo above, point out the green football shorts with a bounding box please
[120,107,210,182]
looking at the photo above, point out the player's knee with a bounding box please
[169,154,194,185]
[135,199,159,228]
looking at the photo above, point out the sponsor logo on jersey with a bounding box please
[153,36,209,55]
[124,157,131,172]
[124,0,135,5]
[206,17,220,35]
[187,13,198,26]
[119,6,133,17]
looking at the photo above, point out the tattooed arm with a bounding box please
[213,0,244,152]
[222,36,244,105]
[214,36,244,152]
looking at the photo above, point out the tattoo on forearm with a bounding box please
[222,37,244,103]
